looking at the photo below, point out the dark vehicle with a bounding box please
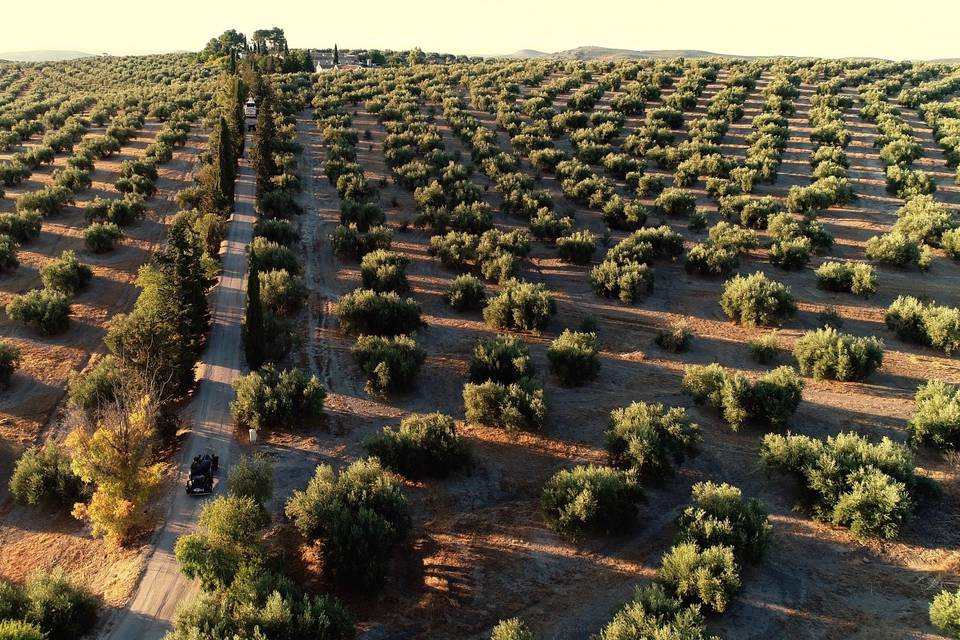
[185,452,219,495]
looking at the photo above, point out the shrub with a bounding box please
[768,236,811,270]
[909,380,960,449]
[0,620,44,640]
[718,195,783,229]
[635,175,665,197]
[590,260,653,303]
[555,230,597,264]
[602,197,647,231]
[885,295,929,344]
[0,235,18,272]
[329,223,392,260]
[66,356,121,419]
[720,272,796,326]
[885,296,960,354]
[429,231,479,268]
[260,189,304,217]
[767,212,833,253]
[85,195,146,226]
[16,185,73,216]
[416,202,492,235]
[22,569,97,640]
[749,331,779,364]
[682,364,803,430]
[793,327,884,381]
[476,229,530,282]
[255,217,300,245]
[886,166,936,199]
[84,222,122,253]
[541,465,643,539]
[930,588,960,638]
[359,250,408,294]
[708,222,757,254]
[675,482,771,561]
[259,269,308,316]
[483,279,555,332]
[605,402,701,478]
[655,321,692,353]
[659,543,740,614]
[363,412,469,477]
[40,250,92,294]
[352,334,425,394]
[596,583,712,640]
[463,377,546,431]
[654,188,697,216]
[444,274,486,311]
[684,243,738,277]
[688,208,708,232]
[231,365,327,430]
[606,226,684,264]
[0,211,42,242]
[892,195,956,245]
[251,237,300,274]
[547,330,600,386]
[226,453,274,505]
[943,227,960,260]
[529,210,574,241]
[865,232,922,267]
[6,289,71,335]
[9,442,84,507]
[490,618,535,640]
[0,580,27,622]
[469,335,534,384]
[760,431,920,539]
[0,340,21,389]
[336,289,423,335]
[815,261,876,297]
[285,458,410,588]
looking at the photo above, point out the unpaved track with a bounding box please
[101,137,254,639]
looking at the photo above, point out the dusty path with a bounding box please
[100,136,254,639]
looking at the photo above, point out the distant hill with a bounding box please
[0,50,96,62]
[504,49,551,59]
[503,46,744,61]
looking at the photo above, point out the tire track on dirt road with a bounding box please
[99,135,254,640]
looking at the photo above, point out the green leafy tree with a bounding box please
[285,459,411,589]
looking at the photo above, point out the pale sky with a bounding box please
[5,0,960,60]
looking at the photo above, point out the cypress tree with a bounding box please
[228,49,237,74]
[231,76,246,156]
[333,44,339,66]
[251,93,277,193]
[158,219,210,342]
[215,116,235,209]
[244,254,265,370]
[151,218,210,392]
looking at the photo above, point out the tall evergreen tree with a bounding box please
[333,44,339,66]
[251,93,277,193]
[155,219,211,359]
[215,116,235,208]
[244,255,265,370]
[228,49,237,74]
[228,76,246,156]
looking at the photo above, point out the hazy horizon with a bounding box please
[4,0,960,60]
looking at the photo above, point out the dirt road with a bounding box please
[100,138,254,639]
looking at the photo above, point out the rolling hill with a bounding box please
[503,46,743,60]
[0,50,96,62]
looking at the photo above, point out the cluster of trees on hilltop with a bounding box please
[200,28,314,74]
